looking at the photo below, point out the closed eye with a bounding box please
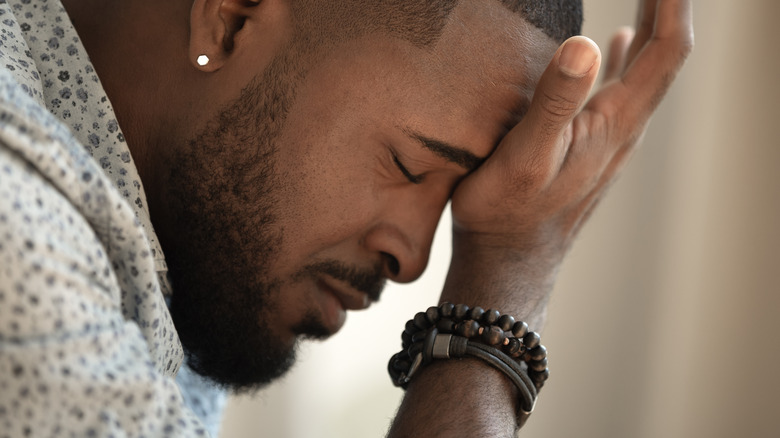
[392,154,424,184]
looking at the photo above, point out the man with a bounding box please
[0,0,692,436]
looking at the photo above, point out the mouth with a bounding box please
[310,278,370,336]
[317,277,371,311]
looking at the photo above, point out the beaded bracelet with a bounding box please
[387,303,549,428]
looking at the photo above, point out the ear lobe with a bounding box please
[189,0,225,71]
[189,0,262,72]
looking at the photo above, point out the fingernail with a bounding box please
[558,37,598,77]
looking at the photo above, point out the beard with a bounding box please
[164,45,388,393]
[166,48,314,393]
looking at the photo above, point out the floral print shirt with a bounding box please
[0,0,226,436]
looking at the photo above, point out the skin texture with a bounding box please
[63,0,557,389]
[62,0,693,435]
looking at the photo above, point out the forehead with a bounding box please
[290,0,557,157]
[413,0,558,155]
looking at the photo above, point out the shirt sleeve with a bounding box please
[0,139,212,436]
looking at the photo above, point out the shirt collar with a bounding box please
[10,0,172,295]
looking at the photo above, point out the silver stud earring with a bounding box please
[197,55,210,66]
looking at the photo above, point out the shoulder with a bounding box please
[0,127,121,341]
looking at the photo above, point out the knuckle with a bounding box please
[680,33,695,57]
[540,90,579,120]
[652,30,695,60]
[508,154,554,193]
[639,15,655,30]
[668,32,695,59]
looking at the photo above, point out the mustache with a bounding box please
[300,260,386,302]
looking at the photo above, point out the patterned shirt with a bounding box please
[0,0,225,436]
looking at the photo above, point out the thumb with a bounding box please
[522,36,601,145]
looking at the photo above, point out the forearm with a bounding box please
[388,357,519,437]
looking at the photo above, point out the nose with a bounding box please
[362,191,448,284]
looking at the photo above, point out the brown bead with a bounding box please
[523,331,540,350]
[529,358,548,372]
[467,306,485,321]
[482,309,501,325]
[530,368,550,383]
[453,304,470,321]
[498,315,515,331]
[512,321,529,338]
[456,320,480,338]
[436,318,455,333]
[529,345,547,361]
[506,338,524,357]
[413,312,431,330]
[439,302,455,318]
[425,306,441,325]
[401,331,412,348]
[482,326,505,346]
[411,331,427,344]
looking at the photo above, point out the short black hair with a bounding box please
[290,0,583,49]
[498,0,583,43]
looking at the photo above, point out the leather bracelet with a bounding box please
[388,303,549,428]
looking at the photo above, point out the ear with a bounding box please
[189,0,269,72]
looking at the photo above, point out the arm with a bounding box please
[388,0,694,436]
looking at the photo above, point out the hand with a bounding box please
[451,0,693,267]
[391,2,694,436]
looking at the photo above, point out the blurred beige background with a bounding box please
[219,1,780,437]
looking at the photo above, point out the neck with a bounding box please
[61,0,197,206]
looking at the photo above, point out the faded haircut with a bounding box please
[289,0,583,49]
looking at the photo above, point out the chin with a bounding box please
[170,276,339,393]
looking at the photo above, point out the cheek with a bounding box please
[271,137,378,258]
[269,74,388,261]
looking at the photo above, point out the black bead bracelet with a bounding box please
[388,303,549,428]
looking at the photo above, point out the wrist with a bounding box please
[388,358,519,438]
[443,231,563,327]
[451,225,567,264]
[388,303,551,436]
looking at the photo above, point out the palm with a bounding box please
[450,0,692,255]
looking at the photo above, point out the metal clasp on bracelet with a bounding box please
[517,399,536,428]
[432,334,452,359]
[396,352,424,386]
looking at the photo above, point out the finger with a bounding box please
[507,36,601,168]
[625,0,658,66]
[589,0,692,129]
[621,0,693,114]
[654,0,694,41]
[603,27,635,82]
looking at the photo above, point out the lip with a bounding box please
[317,277,371,311]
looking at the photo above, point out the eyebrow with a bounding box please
[404,130,486,172]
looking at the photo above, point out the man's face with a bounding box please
[166,0,557,391]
